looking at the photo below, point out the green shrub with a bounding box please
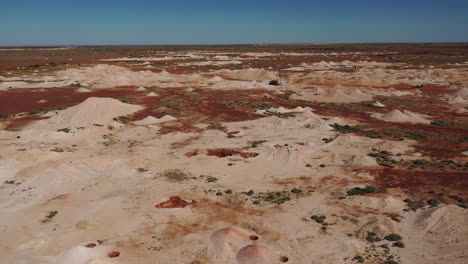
[384,234,402,241]
[352,255,365,263]
[431,120,455,126]
[427,199,440,207]
[331,123,362,133]
[347,185,382,196]
[40,210,58,223]
[392,241,405,248]
[311,215,326,224]
[366,232,382,242]
[160,169,189,182]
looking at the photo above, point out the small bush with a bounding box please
[347,185,382,196]
[311,215,326,224]
[160,169,189,182]
[366,232,382,242]
[427,199,440,207]
[250,140,267,148]
[40,210,58,223]
[331,123,362,133]
[200,175,218,183]
[384,234,402,241]
[392,241,405,248]
[352,255,365,263]
[431,120,455,126]
[291,188,302,194]
[113,115,130,124]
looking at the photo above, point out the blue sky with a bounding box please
[1,0,467,45]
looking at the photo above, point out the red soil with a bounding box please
[207,148,258,158]
[0,87,136,116]
[356,167,468,193]
[107,251,120,258]
[155,196,196,209]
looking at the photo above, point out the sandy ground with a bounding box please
[0,44,467,264]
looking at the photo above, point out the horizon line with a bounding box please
[1,41,468,48]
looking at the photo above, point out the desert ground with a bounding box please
[0,44,467,264]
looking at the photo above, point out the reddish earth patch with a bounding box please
[85,243,96,248]
[155,196,196,209]
[0,87,136,116]
[4,115,49,131]
[107,251,120,258]
[273,176,312,186]
[1,87,138,131]
[158,123,203,134]
[249,235,259,241]
[207,148,259,158]
[356,167,468,194]
[184,150,198,157]
[127,87,299,133]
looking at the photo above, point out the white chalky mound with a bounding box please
[133,115,176,125]
[55,244,110,264]
[209,227,252,262]
[47,97,142,127]
[76,87,91,93]
[370,101,385,107]
[448,87,468,99]
[378,109,429,124]
[235,244,277,264]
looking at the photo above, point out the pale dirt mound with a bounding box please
[235,244,277,264]
[259,146,308,168]
[209,76,224,82]
[401,205,468,264]
[76,88,91,93]
[290,88,373,103]
[37,99,48,103]
[257,106,307,114]
[415,205,468,236]
[135,87,146,91]
[356,217,399,238]
[209,227,252,262]
[377,109,430,124]
[55,244,111,264]
[370,101,385,107]
[227,68,277,81]
[349,196,405,213]
[46,97,142,127]
[304,87,325,94]
[345,154,378,166]
[451,96,466,103]
[51,64,202,88]
[133,115,176,125]
[146,92,158,97]
[448,87,468,99]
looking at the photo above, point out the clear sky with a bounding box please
[1,0,467,45]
